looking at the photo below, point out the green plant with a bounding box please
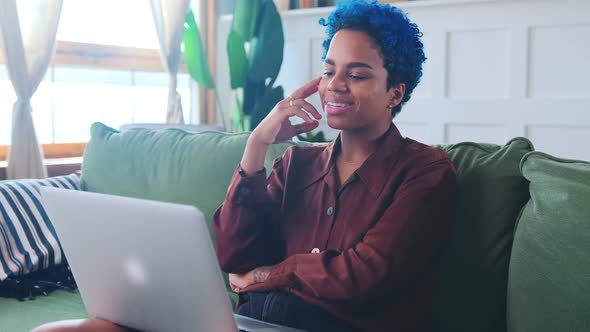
[182,0,285,132]
[296,130,329,143]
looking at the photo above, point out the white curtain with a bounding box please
[150,0,191,124]
[0,0,63,179]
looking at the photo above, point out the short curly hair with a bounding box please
[319,0,426,118]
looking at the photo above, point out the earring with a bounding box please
[387,104,394,110]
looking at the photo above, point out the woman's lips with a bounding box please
[324,102,353,115]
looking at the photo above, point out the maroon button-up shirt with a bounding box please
[213,124,457,332]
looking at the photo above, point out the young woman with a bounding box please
[213,1,456,331]
[33,1,456,331]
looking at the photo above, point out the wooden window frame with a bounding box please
[1,40,166,71]
[0,143,86,161]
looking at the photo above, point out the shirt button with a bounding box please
[311,248,320,253]
[326,206,334,216]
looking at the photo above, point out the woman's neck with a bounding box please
[338,123,391,163]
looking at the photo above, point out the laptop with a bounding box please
[41,187,304,332]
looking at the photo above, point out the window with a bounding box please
[0,0,206,161]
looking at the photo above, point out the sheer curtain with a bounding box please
[150,0,191,124]
[0,0,63,179]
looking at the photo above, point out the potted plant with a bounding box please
[182,0,285,132]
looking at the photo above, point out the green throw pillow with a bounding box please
[82,123,297,224]
[507,152,590,332]
[430,138,534,332]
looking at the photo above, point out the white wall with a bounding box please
[217,0,590,160]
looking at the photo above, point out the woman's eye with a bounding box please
[321,71,366,80]
[349,74,366,80]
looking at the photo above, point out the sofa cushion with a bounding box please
[507,152,590,332]
[81,122,295,225]
[0,174,81,281]
[0,290,86,330]
[81,123,299,302]
[430,138,534,332]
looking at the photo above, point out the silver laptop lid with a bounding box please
[41,187,237,332]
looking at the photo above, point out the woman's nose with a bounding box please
[327,73,347,92]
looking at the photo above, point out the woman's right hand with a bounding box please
[249,77,323,146]
[240,77,322,175]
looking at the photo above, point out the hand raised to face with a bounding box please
[249,77,323,146]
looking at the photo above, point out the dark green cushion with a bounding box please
[81,123,296,302]
[430,138,534,332]
[0,290,87,331]
[507,152,590,332]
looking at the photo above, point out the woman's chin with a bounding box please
[326,117,352,130]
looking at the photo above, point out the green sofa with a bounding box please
[0,122,588,332]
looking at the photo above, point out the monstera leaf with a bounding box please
[227,31,248,89]
[242,78,267,116]
[247,0,284,83]
[182,10,215,89]
[232,0,260,42]
[250,85,284,129]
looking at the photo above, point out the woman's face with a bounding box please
[318,29,404,133]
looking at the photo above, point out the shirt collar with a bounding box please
[299,123,405,195]
[355,124,404,196]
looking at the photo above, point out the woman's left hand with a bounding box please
[229,265,273,293]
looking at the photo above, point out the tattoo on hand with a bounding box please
[253,266,271,283]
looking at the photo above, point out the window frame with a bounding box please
[0,143,86,161]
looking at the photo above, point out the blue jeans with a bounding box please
[235,291,360,332]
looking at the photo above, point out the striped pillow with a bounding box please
[0,174,81,281]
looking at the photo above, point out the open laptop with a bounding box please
[41,187,304,332]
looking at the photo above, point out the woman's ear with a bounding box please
[388,83,406,108]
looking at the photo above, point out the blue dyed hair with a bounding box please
[319,0,426,117]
